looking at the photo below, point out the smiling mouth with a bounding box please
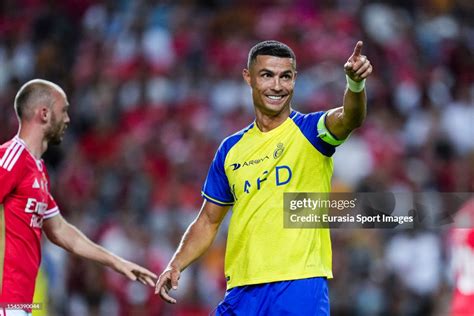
[266,95,286,101]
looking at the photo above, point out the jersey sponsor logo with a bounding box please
[229,155,270,171]
[25,198,47,214]
[275,165,292,186]
[25,198,47,228]
[0,141,24,171]
[30,214,44,228]
[237,165,293,197]
[230,163,241,171]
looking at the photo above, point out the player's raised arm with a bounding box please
[155,200,230,304]
[43,214,157,286]
[325,40,373,140]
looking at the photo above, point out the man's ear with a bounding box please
[242,68,251,86]
[39,106,50,123]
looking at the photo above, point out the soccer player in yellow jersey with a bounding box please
[156,40,372,315]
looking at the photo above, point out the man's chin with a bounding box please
[48,137,63,146]
[261,103,290,116]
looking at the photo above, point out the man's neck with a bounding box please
[254,107,291,132]
[17,125,47,159]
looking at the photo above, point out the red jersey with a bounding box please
[450,198,474,316]
[0,136,59,304]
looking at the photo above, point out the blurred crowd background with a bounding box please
[1,0,473,315]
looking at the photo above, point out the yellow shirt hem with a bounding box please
[226,270,334,290]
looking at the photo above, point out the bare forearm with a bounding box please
[168,218,219,272]
[342,88,367,130]
[155,201,228,301]
[45,215,157,286]
[52,223,118,267]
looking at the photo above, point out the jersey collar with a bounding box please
[14,135,43,170]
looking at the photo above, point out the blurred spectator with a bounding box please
[0,0,472,315]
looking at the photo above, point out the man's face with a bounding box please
[45,91,70,145]
[243,55,296,116]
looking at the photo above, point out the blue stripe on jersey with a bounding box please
[291,111,336,157]
[202,192,234,206]
[202,123,254,205]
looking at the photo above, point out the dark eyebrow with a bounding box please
[280,70,293,76]
[258,69,294,76]
[259,69,274,75]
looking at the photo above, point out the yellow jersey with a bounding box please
[202,110,343,289]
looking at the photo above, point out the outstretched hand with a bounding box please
[344,41,373,82]
[155,266,181,304]
[113,257,158,287]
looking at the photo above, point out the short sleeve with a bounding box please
[43,163,60,219]
[43,193,60,219]
[201,143,235,206]
[0,144,25,203]
[291,110,347,157]
[201,125,250,206]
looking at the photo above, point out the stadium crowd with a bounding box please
[0,0,472,315]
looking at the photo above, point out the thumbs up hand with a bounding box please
[344,41,373,82]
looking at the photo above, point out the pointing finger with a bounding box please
[352,41,363,58]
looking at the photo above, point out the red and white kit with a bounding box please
[450,198,474,316]
[0,136,59,305]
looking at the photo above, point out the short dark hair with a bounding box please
[247,40,296,68]
[14,79,59,120]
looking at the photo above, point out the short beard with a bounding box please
[45,113,63,145]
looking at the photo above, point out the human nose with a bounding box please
[272,77,282,92]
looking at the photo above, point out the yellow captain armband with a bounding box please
[317,111,347,146]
